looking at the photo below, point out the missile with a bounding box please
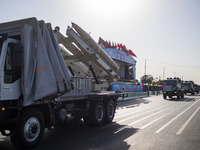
[71,22,120,72]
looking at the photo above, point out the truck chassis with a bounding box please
[0,87,120,149]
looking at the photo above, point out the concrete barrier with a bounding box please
[118,91,163,101]
[118,92,148,101]
[149,91,163,95]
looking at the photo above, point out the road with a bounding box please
[1,94,200,150]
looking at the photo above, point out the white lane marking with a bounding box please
[115,107,144,119]
[140,102,189,129]
[129,105,175,126]
[116,105,163,120]
[155,99,200,133]
[116,98,192,119]
[101,103,174,129]
[114,104,177,134]
[115,101,171,119]
[103,98,191,130]
[176,105,200,135]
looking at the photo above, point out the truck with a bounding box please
[0,18,122,149]
[188,81,199,94]
[194,84,199,94]
[182,81,195,95]
[163,78,184,99]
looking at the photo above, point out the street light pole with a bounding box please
[145,59,147,76]
[163,66,166,80]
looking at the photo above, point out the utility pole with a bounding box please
[144,59,149,96]
[144,59,147,83]
[163,66,166,80]
[145,59,147,76]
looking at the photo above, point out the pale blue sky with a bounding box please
[1,0,200,84]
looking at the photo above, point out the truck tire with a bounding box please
[181,92,184,99]
[163,94,166,99]
[10,108,45,149]
[177,92,180,99]
[104,100,116,123]
[89,101,105,126]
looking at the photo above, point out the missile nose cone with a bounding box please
[71,22,76,28]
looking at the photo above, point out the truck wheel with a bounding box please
[177,93,180,99]
[163,95,166,99]
[89,101,105,126]
[10,108,45,149]
[104,100,116,123]
[181,92,184,99]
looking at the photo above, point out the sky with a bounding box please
[1,0,200,84]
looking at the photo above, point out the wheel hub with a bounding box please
[24,117,40,142]
[30,123,38,134]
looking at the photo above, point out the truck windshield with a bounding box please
[163,80,177,85]
[183,83,192,86]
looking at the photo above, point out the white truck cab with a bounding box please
[0,36,22,100]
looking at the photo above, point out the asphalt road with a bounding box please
[1,94,200,150]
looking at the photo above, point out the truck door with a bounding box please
[2,42,22,100]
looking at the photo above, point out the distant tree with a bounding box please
[140,74,154,84]
[156,80,163,85]
[152,77,163,85]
